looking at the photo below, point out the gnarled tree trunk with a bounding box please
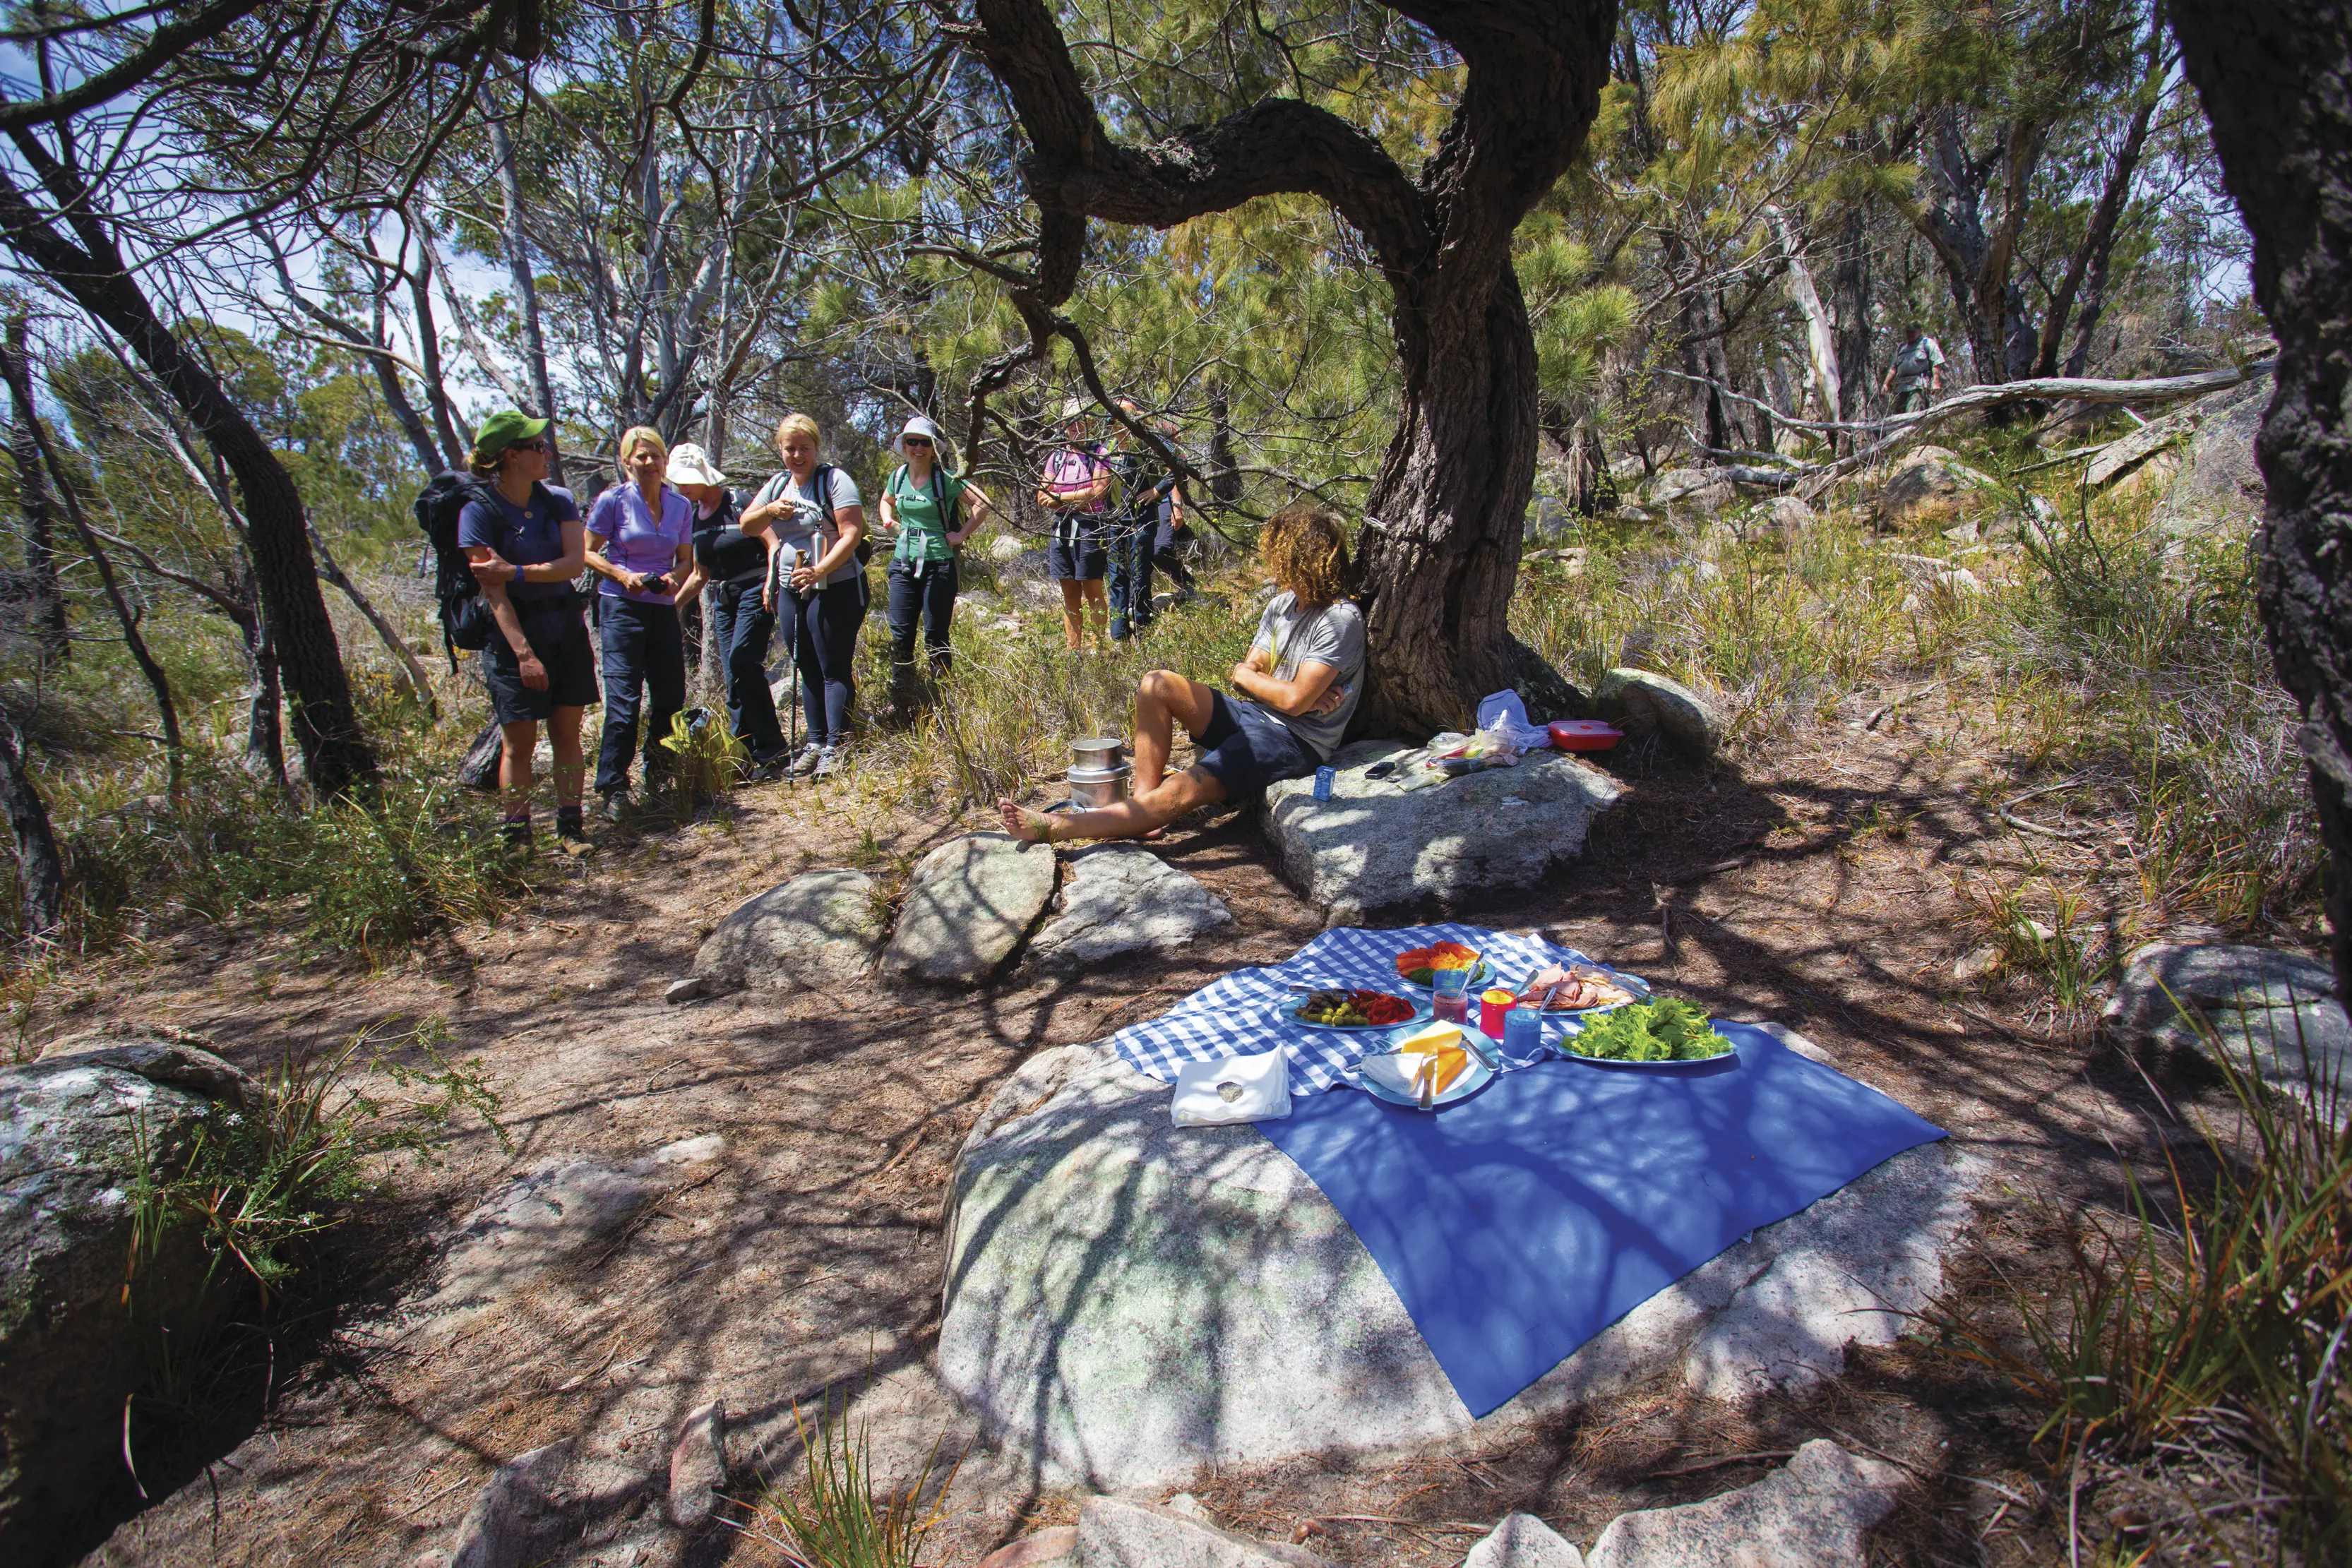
[2172,0,2352,999]
[965,0,1617,735]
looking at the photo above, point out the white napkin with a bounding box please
[1171,1047,1291,1127]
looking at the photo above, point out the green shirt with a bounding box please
[886,464,966,564]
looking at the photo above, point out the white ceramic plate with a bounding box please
[1347,1044,1498,1108]
[1277,994,1432,1033]
[1395,957,1496,993]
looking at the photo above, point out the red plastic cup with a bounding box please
[1479,988,1515,1038]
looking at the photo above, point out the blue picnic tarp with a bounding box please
[1113,925,1950,1417]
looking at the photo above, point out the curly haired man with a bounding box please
[1000,500,1366,844]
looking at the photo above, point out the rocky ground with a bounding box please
[35,675,2263,1567]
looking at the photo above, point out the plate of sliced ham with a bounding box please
[1514,962,1653,1012]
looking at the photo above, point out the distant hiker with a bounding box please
[1105,400,1185,641]
[878,414,993,719]
[672,442,787,774]
[1881,323,1946,413]
[998,499,1363,844]
[459,410,594,849]
[745,413,866,779]
[584,426,701,817]
[1037,397,1115,650]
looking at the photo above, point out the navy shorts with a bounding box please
[1049,534,1109,581]
[1192,692,1319,798]
[481,598,598,724]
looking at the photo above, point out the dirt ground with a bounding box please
[45,678,2242,1567]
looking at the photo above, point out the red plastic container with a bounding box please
[1548,719,1624,751]
[1479,989,1515,1039]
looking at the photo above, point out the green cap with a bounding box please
[474,409,549,457]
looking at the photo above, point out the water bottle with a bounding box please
[1313,765,1336,801]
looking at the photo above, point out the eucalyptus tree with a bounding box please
[2171,0,2352,1003]
[958,0,1616,734]
[0,0,539,792]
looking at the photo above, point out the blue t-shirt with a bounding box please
[586,483,694,603]
[458,481,580,605]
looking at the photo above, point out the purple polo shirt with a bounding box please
[586,483,694,604]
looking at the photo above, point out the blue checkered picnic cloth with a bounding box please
[1111,922,1644,1094]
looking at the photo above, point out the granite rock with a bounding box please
[0,1037,249,1561]
[1027,846,1233,971]
[1462,1512,1585,1568]
[2104,942,2350,1091]
[1582,1441,1902,1568]
[1592,668,1724,757]
[938,1034,1980,1490]
[667,1399,728,1530]
[2151,379,2266,537]
[448,1441,573,1568]
[1077,1496,1339,1567]
[690,869,885,995]
[880,833,1058,986]
[1644,468,1734,515]
[1261,741,1621,922]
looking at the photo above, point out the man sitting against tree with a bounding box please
[1000,500,1363,844]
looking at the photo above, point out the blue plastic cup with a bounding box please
[1313,765,1336,801]
[1503,1005,1544,1060]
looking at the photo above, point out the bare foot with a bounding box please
[997,798,1056,844]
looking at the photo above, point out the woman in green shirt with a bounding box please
[879,414,993,714]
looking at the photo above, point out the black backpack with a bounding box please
[414,470,497,666]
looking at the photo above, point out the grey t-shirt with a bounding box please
[750,465,865,587]
[1251,591,1366,759]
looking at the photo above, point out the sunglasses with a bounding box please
[903,436,933,448]
[508,438,549,454]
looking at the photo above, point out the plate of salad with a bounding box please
[1281,988,1426,1032]
[1561,998,1738,1067]
[1393,941,1494,993]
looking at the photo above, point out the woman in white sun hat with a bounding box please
[671,441,787,772]
[1037,395,1115,650]
[878,414,992,718]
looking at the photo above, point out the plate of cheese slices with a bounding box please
[1345,1020,1498,1109]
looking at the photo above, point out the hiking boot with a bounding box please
[598,789,629,822]
[785,743,825,778]
[499,816,532,854]
[556,808,590,843]
[747,753,789,782]
[813,745,844,779]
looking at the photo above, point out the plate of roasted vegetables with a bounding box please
[1394,941,1495,992]
[1283,988,1426,1032]
[1560,998,1736,1067]
[1347,1021,1497,1108]
[1514,962,1653,1012]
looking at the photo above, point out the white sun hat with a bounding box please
[666,442,727,487]
[897,414,947,459]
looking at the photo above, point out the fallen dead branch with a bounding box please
[1658,362,2272,501]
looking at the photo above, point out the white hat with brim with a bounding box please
[1058,396,1090,423]
[667,443,727,488]
[897,415,946,460]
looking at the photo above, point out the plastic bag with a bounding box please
[1476,690,1556,752]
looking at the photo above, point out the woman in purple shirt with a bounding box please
[584,426,703,815]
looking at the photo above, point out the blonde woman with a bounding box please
[1000,501,1363,844]
[584,426,702,813]
[743,413,866,777]
[456,410,592,848]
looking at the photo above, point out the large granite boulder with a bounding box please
[937,1038,1980,1490]
[1878,446,1996,527]
[1584,1440,1902,1568]
[1465,1514,1584,1567]
[2,1032,258,1560]
[1077,1496,1337,1567]
[2103,942,2350,1091]
[1592,668,1724,758]
[1261,742,1621,923]
[880,833,1058,986]
[1644,468,1733,515]
[2151,379,2266,537]
[690,870,885,995]
[1027,846,1234,973]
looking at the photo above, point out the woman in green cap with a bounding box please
[459,411,595,846]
